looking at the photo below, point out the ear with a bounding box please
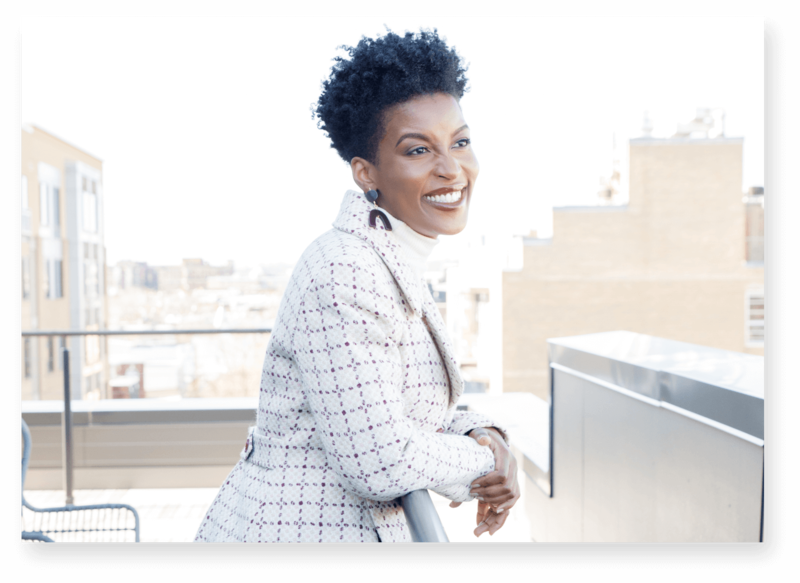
[350,157,377,193]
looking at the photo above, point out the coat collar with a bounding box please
[332,189,425,315]
[332,189,464,408]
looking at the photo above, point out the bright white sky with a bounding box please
[20,17,763,267]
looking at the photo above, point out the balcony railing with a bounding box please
[20,328,449,542]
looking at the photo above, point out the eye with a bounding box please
[407,146,429,156]
[454,138,471,148]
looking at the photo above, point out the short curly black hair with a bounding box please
[313,28,469,165]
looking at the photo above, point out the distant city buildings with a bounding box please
[21,125,109,401]
[104,259,290,399]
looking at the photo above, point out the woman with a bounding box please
[195,29,520,543]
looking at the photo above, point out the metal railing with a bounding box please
[21,327,449,542]
[21,328,271,505]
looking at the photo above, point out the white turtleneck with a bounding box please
[378,206,439,283]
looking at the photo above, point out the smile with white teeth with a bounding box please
[423,189,465,204]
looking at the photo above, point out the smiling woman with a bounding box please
[194,28,519,544]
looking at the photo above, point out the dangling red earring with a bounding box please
[365,189,392,231]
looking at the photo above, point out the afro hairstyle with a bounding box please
[313,28,469,165]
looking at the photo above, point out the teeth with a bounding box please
[426,189,463,204]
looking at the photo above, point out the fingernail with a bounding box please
[476,496,484,501]
[497,507,504,513]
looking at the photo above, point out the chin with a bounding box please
[435,218,469,236]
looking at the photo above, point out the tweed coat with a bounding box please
[194,190,507,543]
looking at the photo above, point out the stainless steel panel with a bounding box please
[581,377,660,542]
[659,374,763,439]
[654,406,763,542]
[544,369,585,542]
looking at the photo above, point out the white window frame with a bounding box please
[83,190,98,233]
[745,288,765,348]
[45,259,64,299]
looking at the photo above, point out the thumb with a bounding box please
[449,501,462,508]
[469,427,492,447]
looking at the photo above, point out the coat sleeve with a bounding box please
[291,261,494,503]
[442,411,510,445]
[427,412,510,501]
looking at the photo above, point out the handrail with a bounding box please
[21,327,271,506]
[22,328,272,336]
[399,490,449,542]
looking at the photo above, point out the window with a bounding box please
[45,259,63,299]
[84,246,99,297]
[47,337,54,372]
[745,290,765,346]
[36,181,61,232]
[52,187,60,234]
[24,338,31,378]
[82,177,98,233]
[22,257,31,300]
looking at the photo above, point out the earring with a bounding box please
[364,189,392,231]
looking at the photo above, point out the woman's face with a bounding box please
[351,92,479,238]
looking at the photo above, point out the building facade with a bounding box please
[503,136,764,400]
[21,125,109,400]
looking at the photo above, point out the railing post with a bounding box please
[399,490,449,542]
[61,347,74,506]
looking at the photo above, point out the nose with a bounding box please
[436,150,461,180]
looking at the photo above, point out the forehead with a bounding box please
[382,93,466,137]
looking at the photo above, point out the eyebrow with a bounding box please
[395,124,470,148]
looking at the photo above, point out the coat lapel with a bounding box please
[332,190,464,408]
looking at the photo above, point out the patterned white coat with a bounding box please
[194,190,506,543]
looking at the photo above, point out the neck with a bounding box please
[379,207,439,282]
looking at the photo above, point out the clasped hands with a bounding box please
[449,427,521,537]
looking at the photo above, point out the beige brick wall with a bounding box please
[21,126,104,401]
[503,139,764,401]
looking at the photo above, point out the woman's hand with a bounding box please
[448,426,521,537]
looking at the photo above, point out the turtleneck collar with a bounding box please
[378,205,439,283]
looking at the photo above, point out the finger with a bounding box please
[488,510,510,535]
[449,501,462,508]
[476,501,489,525]
[496,485,521,513]
[468,427,492,447]
[474,511,497,537]
[474,484,513,500]
[470,471,505,489]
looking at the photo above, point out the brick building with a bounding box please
[503,136,764,400]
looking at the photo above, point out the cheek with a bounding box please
[466,152,479,179]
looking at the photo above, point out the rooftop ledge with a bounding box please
[630,136,744,145]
